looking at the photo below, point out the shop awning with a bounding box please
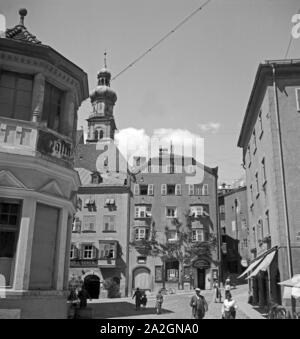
[246,250,276,279]
[237,257,264,279]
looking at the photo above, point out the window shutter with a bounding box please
[188,184,194,196]
[135,206,139,218]
[134,184,140,195]
[161,184,167,195]
[175,184,181,196]
[202,184,208,195]
[79,245,83,259]
[100,244,105,259]
[74,246,79,259]
[92,246,98,259]
[148,184,154,196]
[296,88,300,111]
[113,242,117,258]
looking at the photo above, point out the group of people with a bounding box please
[68,285,91,309]
[189,277,238,319]
[132,288,164,315]
[213,278,238,319]
[132,278,237,319]
[132,288,149,310]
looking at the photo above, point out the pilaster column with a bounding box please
[31,73,45,122]
[63,214,73,290]
[54,208,69,290]
[13,198,36,290]
[61,91,76,138]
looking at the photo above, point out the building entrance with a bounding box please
[197,269,206,290]
[84,274,100,299]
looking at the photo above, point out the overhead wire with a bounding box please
[111,0,213,81]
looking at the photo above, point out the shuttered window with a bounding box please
[82,215,96,232]
[175,184,181,196]
[148,184,154,196]
[103,215,115,232]
[161,184,167,195]
[99,242,116,259]
[202,184,208,195]
[188,184,194,196]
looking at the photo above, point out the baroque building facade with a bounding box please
[128,152,220,294]
[0,9,88,318]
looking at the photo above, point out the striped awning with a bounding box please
[246,250,276,279]
[238,257,264,279]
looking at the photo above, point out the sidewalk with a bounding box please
[88,289,196,303]
[230,285,265,319]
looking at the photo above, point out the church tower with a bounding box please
[86,55,117,142]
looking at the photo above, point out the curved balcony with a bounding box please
[0,117,74,168]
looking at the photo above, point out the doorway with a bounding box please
[84,274,100,299]
[197,269,206,290]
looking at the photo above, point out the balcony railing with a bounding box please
[0,117,74,167]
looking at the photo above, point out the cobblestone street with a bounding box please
[89,284,260,319]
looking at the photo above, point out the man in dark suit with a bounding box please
[190,288,208,319]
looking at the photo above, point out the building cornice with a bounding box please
[0,39,88,104]
[237,60,300,150]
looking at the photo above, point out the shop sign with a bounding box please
[193,259,210,269]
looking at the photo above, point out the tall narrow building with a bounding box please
[238,60,300,313]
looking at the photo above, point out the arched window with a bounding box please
[99,130,104,139]
[94,129,98,140]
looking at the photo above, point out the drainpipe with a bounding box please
[125,173,132,297]
[215,170,222,285]
[270,64,293,279]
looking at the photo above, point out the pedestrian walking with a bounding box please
[156,289,164,315]
[77,285,91,308]
[141,291,148,309]
[213,281,222,303]
[132,287,142,311]
[221,292,237,319]
[190,288,208,319]
[225,278,231,299]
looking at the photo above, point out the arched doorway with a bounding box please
[133,267,151,290]
[84,274,100,299]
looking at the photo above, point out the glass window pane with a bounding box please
[0,232,15,257]
[0,73,16,89]
[17,78,33,91]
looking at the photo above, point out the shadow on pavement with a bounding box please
[90,302,174,319]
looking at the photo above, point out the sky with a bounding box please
[1,0,300,184]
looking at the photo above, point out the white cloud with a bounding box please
[115,128,150,165]
[115,127,204,166]
[198,122,221,133]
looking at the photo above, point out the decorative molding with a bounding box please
[0,51,81,105]
[38,179,65,198]
[0,170,28,189]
